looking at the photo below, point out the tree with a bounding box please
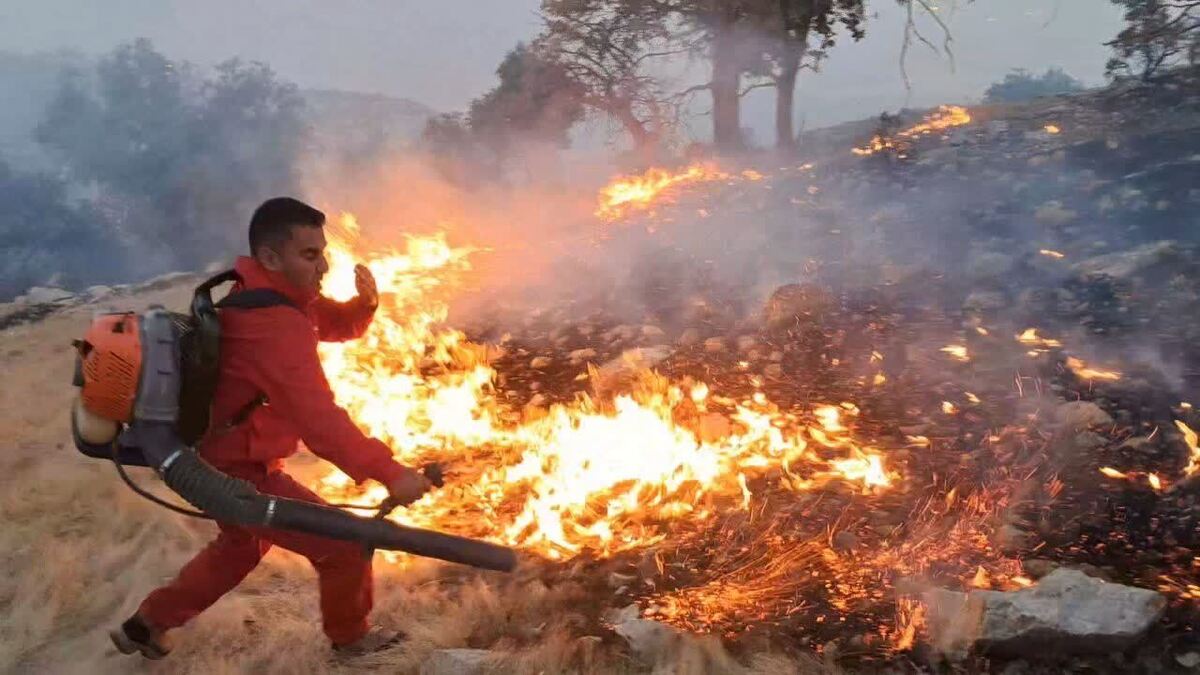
[983,68,1085,103]
[36,39,307,268]
[468,42,586,151]
[752,0,866,150]
[539,0,683,156]
[1107,0,1199,80]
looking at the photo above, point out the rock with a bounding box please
[677,329,701,346]
[18,286,76,305]
[703,337,725,353]
[1072,240,1188,281]
[763,363,784,378]
[84,285,115,301]
[832,531,859,552]
[764,283,835,330]
[604,325,639,343]
[136,271,195,292]
[592,346,672,397]
[1023,559,1059,579]
[736,335,757,352]
[970,569,1165,657]
[420,649,499,675]
[1176,652,1200,669]
[1054,401,1114,431]
[928,570,1165,659]
[530,356,552,369]
[968,251,1016,281]
[568,348,597,363]
[1119,435,1156,454]
[612,617,682,663]
[1034,201,1078,227]
[963,290,1009,313]
[642,324,665,339]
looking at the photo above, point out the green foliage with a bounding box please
[1107,0,1199,80]
[35,39,307,268]
[983,68,1085,104]
[468,42,585,149]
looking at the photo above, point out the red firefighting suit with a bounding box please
[138,256,409,645]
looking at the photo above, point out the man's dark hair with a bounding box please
[248,197,326,255]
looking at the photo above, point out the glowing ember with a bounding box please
[1017,328,1062,349]
[853,105,972,156]
[941,345,970,362]
[596,163,729,222]
[1044,124,1061,134]
[1149,473,1163,491]
[1100,467,1128,479]
[1039,248,1065,259]
[1065,356,1122,381]
[315,217,895,561]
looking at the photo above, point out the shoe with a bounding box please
[332,626,406,657]
[109,614,172,660]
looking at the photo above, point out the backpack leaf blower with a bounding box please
[70,272,517,573]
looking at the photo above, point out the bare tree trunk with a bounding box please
[775,50,800,151]
[711,10,742,153]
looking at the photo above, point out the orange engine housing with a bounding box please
[78,313,143,422]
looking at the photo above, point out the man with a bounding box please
[110,197,431,659]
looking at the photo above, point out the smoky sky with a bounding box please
[1,0,1122,134]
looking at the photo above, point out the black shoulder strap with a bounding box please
[216,288,301,312]
[205,277,303,433]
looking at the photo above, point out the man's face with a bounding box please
[257,224,329,294]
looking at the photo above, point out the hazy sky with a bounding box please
[2,1,1124,132]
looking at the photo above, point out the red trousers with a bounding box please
[139,467,373,645]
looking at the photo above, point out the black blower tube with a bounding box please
[135,423,517,572]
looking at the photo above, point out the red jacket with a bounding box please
[198,256,407,486]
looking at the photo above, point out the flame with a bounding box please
[853,105,972,156]
[314,215,894,560]
[1178,420,1200,477]
[596,163,729,222]
[1065,356,1122,381]
[1039,249,1065,259]
[1017,328,1062,349]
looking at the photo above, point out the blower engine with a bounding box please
[70,276,516,574]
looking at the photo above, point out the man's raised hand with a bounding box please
[354,264,378,308]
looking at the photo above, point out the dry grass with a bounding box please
[0,283,837,674]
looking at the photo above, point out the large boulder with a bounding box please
[926,568,1165,659]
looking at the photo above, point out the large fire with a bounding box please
[300,139,1198,656]
[314,215,894,562]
